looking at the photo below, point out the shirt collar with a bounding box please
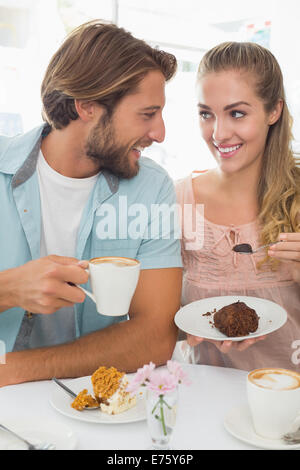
[1,123,119,193]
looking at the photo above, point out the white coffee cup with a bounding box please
[77,256,140,316]
[247,368,300,440]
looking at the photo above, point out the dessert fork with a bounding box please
[0,424,55,450]
[52,377,100,410]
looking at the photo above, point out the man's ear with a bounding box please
[74,100,101,122]
[268,99,283,126]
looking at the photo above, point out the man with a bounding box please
[0,21,182,386]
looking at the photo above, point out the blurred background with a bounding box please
[0,0,299,179]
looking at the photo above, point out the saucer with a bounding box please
[50,375,146,424]
[224,404,300,450]
[0,419,78,450]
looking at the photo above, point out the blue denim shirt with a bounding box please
[0,125,182,352]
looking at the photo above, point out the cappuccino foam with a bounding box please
[90,257,138,268]
[249,369,300,391]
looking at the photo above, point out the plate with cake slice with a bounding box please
[50,366,146,424]
[174,295,287,341]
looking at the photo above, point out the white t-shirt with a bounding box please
[28,150,99,348]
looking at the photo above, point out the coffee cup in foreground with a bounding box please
[77,256,140,316]
[247,368,300,440]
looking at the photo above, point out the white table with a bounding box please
[0,364,255,450]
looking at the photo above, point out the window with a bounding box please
[0,0,299,178]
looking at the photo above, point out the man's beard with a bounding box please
[85,113,140,179]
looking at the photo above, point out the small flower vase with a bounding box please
[146,386,178,450]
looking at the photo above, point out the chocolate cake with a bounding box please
[213,301,259,337]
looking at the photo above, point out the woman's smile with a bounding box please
[213,142,243,158]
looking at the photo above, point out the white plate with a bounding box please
[50,375,146,424]
[0,419,77,450]
[175,295,287,341]
[224,404,300,450]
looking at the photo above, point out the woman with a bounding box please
[176,41,300,370]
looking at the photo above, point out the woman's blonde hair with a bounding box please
[41,20,177,129]
[197,41,300,267]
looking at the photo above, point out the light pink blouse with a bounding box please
[176,174,300,372]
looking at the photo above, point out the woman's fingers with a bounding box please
[187,335,204,347]
[187,334,267,352]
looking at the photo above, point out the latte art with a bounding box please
[249,368,300,391]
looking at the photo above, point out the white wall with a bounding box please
[270,0,300,143]
[0,0,299,177]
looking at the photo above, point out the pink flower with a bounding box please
[126,379,141,394]
[146,370,178,396]
[126,361,191,395]
[134,362,156,385]
[167,360,192,386]
[126,362,156,394]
